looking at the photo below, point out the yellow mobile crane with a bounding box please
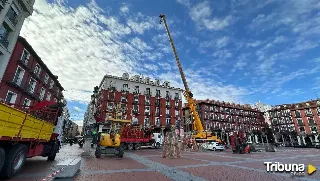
[159,14,218,142]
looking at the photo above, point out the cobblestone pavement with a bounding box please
[8,145,320,181]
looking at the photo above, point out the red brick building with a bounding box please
[182,99,267,143]
[90,73,183,132]
[269,99,320,145]
[0,36,64,106]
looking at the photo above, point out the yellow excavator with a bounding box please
[95,117,131,158]
[159,14,220,143]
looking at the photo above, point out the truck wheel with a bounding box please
[155,143,160,149]
[48,142,59,161]
[134,143,141,150]
[127,143,133,150]
[117,148,124,158]
[0,147,5,173]
[120,143,126,150]
[1,144,28,178]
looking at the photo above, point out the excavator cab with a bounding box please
[95,118,131,158]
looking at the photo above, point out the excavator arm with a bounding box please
[159,14,206,136]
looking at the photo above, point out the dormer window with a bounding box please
[44,74,49,84]
[49,80,54,89]
[34,64,41,76]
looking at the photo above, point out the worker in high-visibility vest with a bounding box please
[91,130,97,146]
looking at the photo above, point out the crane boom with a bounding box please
[159,14,205,133]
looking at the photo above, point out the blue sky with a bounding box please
[20,0,320,125]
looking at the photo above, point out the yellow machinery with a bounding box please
[95,118,131,158]
[0,102,55,141]
[159,14,219,143]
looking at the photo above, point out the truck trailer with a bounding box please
[0,101,63,178]
[120,125,163,150]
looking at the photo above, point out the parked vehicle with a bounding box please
[0,101,63,178]
[120,125,163,150]
[206,141,225,151]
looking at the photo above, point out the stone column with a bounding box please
[255,135,258,144]
[297,136,301,145]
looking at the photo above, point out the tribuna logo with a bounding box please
[264,162,305,176]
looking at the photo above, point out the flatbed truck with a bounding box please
[0,101,63,178]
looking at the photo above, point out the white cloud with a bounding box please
[21,1,162,103]
[179,0,233,31]
[120,4,129,14]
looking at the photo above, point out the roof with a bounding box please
[17,36,64,91]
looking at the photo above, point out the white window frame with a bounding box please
[20,49,30,64]
[156,107,160,113]
[5,90,17,104]
[166,108,170,114]
[23,98,31,107]
[155,117,160,125]
[28,78,37,93]
[49,80,54,89]
[144,117,150,126]
[44,74,49,84]
[34,64,41,76]
[46,92,51,101]
[39,87,46,100]
[13,66,25,86]
[166,118,170,125]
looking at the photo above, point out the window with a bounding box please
[0,23,10,47]
[133,105,139,111]
[145,106,150,112]
[44,74,49,84]
[166,118,170,125]
[146,88,150,95]
[6,3,20,25]
[5,91,17,104]
[13,66,25,86]
[23,98,31,107]
[56,88,60,97]
[54,98,57,102]
[134,86,139,93]
[34,64,41,76]
[166,91,169,96]
[39,87,45,100]
[144,117,150,126]
[27,78,37,93]
[49,80,54,89]
[20,49,30,64]
[175,110,179,116]
[108,102,114,110]
[123,84,128,91]
[166,108,170,114]
[156,107,160,113]
[46,92,51,101]
[155,117,160,126]
[175,92,179,99]
[156,89,160,96]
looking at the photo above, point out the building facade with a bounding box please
[251,100,272,125]
[0,36,64,106]
[88,73,183,132]
[182,99,267,143]
[269,99,320,145]
[0,0,35,81]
